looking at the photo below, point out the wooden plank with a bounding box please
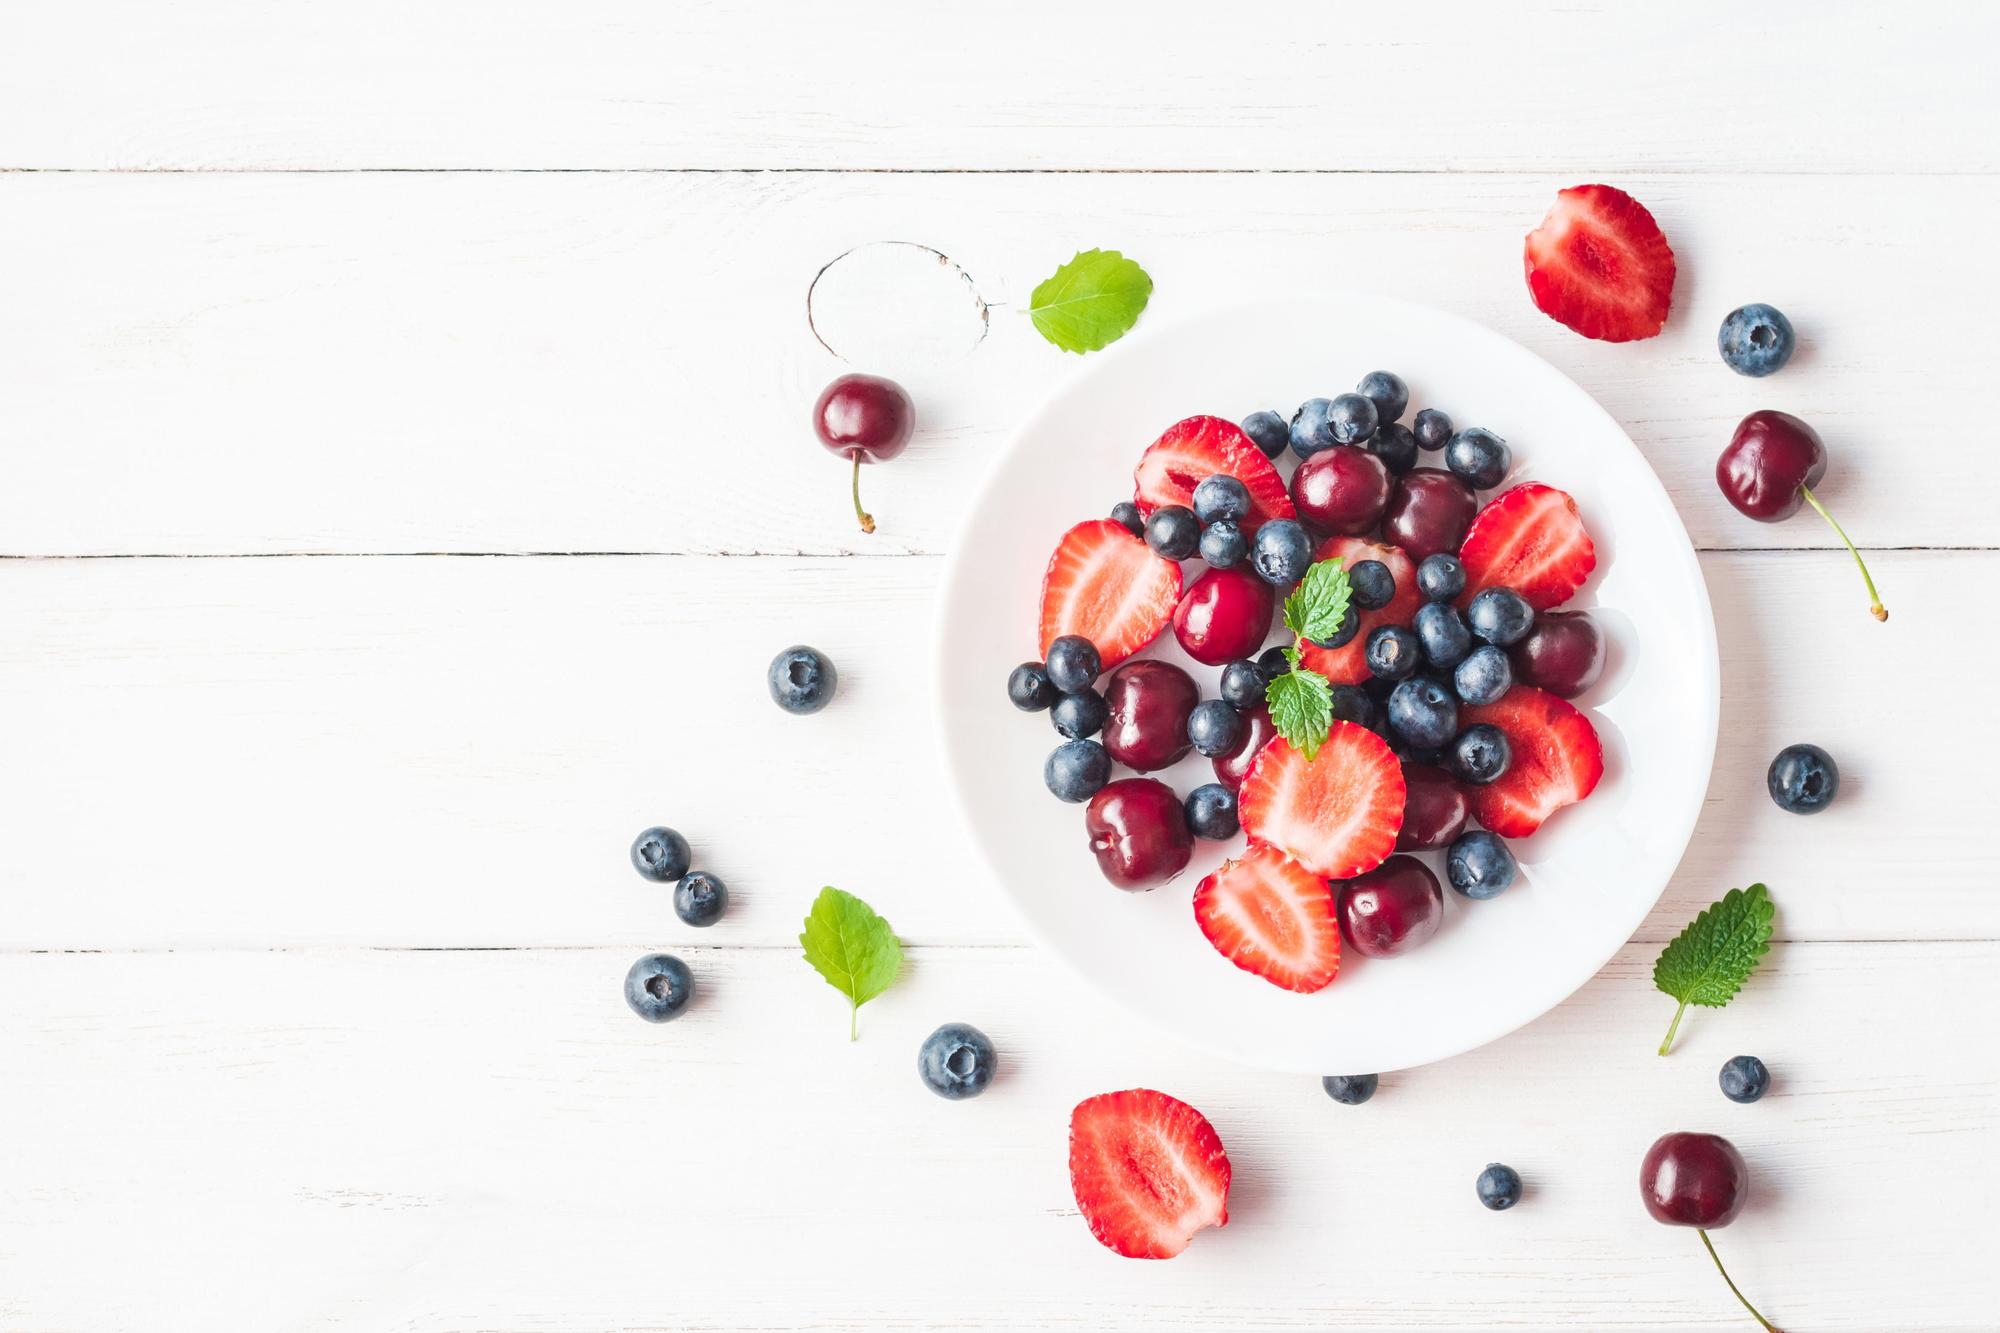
[2,1,1995,172]
[0,550,1987,950]
[0,170,1991,557]
[0,941,1990,1330]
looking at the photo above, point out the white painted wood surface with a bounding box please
[2,2,1996,1329]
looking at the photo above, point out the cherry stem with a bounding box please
[850,454,876,535]
[1658,999,1689,1056]
[1698,1229,1783,1332]
[1798,484,1884,622]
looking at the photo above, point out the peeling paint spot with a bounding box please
[806,240,989,372]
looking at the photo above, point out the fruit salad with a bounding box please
[1009,372,1610,993]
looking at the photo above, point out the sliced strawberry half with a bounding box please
[1459,483,1597,610]
[1133,415,1294,534]
[1460,687,1605,837]
[1193,842,1340,993]
[1238,723,1404,879]
[1069,1088,1231,1260]
[1038,518,1182,667]
[1524,184,1676,343]
[1294,535,1418,685]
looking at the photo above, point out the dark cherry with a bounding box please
[1099,660,1200,772]
[1640,1132,1782,1331]
[1172,566,1277,666]
[1336,855,1444,958]
[1084,778,1194,891]
[1382,467,1479,562]
[1395,764,1470,851]
[1718,409,1884,622]
[1290,445,1392,536]
[1211,702,1276,790]
[812,373,914,535]
[1510,610,1606,699]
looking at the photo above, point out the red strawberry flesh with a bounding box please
[1069,1088,1231,1260]
[1238,723,1405,879]
[1524,184,1676,343]
[1037,518,1182,668]
[1458,482,1597,610]
[1193,842,1341,992]
[1460,686,1604,837]
[1133,415,1294,534]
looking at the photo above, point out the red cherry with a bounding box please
[1717,410,1884,622]
[1099,660,1200,772]
[1211,703,1275,791]
[1640,1132,1782,1332]
[1290,445,1391,536]
[1510,610,1606,698]
[1382,468,1478,561]
[812,373,914,535]
[1395,764,1470,851]
[1172,566,1277,666]
[1084,778,1193,891]
[1335,855,1443,957]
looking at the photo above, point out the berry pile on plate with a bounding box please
[1007,371,1609,993]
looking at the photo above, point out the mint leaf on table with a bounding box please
[1653,883,1776,1055]
[1283,557,1352,645]
[1266,663,1333,761]
[1027,249,1153,353]
[800,886,904,1041]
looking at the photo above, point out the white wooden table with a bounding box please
[3,4,1996,1329]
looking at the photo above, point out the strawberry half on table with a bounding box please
[1133,415,1295,534]
[1037,518,1182,667]
[1524,184,1676,343]
[1458,482,1597,610]
[1194,841,1341,993]
[1239,724,1405,879]
[1459,686,1605,837]
[1069,1088,1231,1259]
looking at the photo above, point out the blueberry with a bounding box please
[1453,645,1513,706]
[1193,474,1251,525]
[918,1022,996,1100]
[1767,743,1838,814]
[1321,1073,1378,1105]
[1367,422,1419,475]
[1446,830,1516,899]
[1449,724,1512,785]
[1007,662,1056,712]
[1327,392,1379,445]
[630,826,691,883]
[1349,559,1396,610]
[1045,739,1111,803]
[1184,782,1240,840]
[1395,743,1446,767]
[1199,519,1248,569]
[1219,659,1268,709]
[1413,407,1453,451]
[1144,505,1200,561]
[1241,409,1290,458]
[1476,1163,1522,1211]
[1256,645,1293,680]
[1355,370,1409,425]
[1718,304,1795,378]
[1050,688,1107,740]
[1414,601,1473,669]
[1416,552,1467,602]
[1365,624,1422,681]
[1307,603,1361,650]
[624,953,693,1023]
[1187,699,1244,757]
[768,645,837,714]
[1445,428,1511,490]
[1719,1054,1771,1104]
[1251,519,1314,586]
[674,870,728,927]
[1466,587,1534,646]
[1109,500,1146,536]
[1290,397,1338,459]
[1387,677,1458,749]
[1044,634,1102,694]
[1329,682,1377,729]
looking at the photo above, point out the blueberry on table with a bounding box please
[1050,688,1108,740]
[1449,724,1512,786]
[1109,500,1146,537]
[1183,782,1240,840]
[1321,1073,1378,1105]
[1365,624,1422,682]
[1476,1163,1522,1210]
[1187,699,1244,758]
[1045,739,1111,804]
[1349,559,1396,610]
[1466,587,1535,646]
[1007,662,1056,712]
[1719,1055,1771,1104]
[1412,407,1453,451]
[1144,505,1201,561]
[624,953,693,1023]
[769,645,837,714]
[1198,519,1247,569]
[917,1022,996,1100]
[1240,409,1290,458]
[1445,427,1511,490]
[812,372,914,535]
[1414,601,1472,669]
[1454,646,1513,706]
[1250,518,1314,587]
[1416,552,1466,603]
[1044,634,1102,695]
[1446,830,1517,899]
[1289,397,1338,459]
[1355,370,1409,425]
[1218,659,1268,710]
[1767,742,1838,814]
[1368,422,1419,475]
[673,870,728,927]
[1717,303,1795,378]
[1192,473,1252,525]
[629,826,690,883]
[1387,677,1458,750]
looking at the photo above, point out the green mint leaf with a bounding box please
[800,886,904,1041]
[1027,249,1153,354]
[1283,558,1353,644]
[1266,665,1333,761]
[1653,884,1775,1055]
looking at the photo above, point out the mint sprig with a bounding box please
[1653,884,1776,1055]
[1283,557,1351,645]
[800,886,904,1041]
[1027,249,1153,354]
[1262,558,1354,759]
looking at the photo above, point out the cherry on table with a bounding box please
[1084,778,1193,890]
[812,373,914,535]
[1716,409,1884,621]
[1510,610,1605,698]
[1099,659,1200,772]
[1336,855,1444,957]
[1639,1131,1783,1331]
[1173,566,1277,666]
[1395,764,1469,851]
[1382,467,1479,561]
[1290,444,1392,536]
[1211,702,1276,790]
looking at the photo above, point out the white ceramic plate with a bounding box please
[934,295,1718,1074]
